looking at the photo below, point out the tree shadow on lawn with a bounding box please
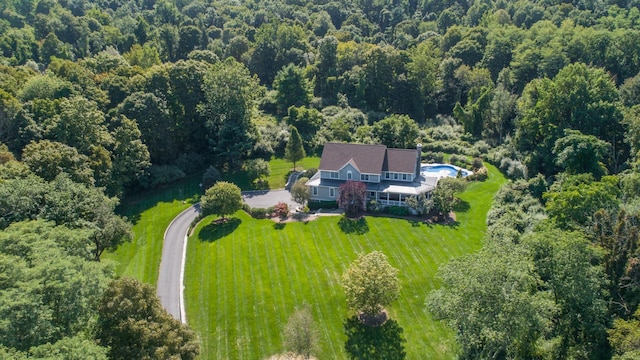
[344,316,406,360]
[453,199,470,213]
[338,216,369,235]
[198,217,241,242]
[273,222,286,230]
[118,173,203,224]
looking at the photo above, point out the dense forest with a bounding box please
[2,0,640,358]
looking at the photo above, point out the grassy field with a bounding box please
[224,156,321,190]
[185,164,506,359]
[105,157,320,284]
[103,174,202,286]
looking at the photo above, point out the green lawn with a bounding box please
[105,156,320,285]
[103,174,202,286]
[185,164,506,359]
[223,156,320,190]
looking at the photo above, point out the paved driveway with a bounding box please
[242,189,301,209]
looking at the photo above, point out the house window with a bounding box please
[312,187,318,196]
[347,171,352,180]
[361,174,369,181]
[385,173,390,179]
[394,173,399,180]
[402,174,407,181]
[369,191,376,198]
[330,188,335,197]
[330,172,339,179]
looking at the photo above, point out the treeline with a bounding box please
[2,0,640,193]
[2,0,640,358]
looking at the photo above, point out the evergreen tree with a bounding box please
[285,126,305,171]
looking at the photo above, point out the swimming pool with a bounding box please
[421,164,472,178]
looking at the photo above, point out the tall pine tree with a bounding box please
[285,126,305,171]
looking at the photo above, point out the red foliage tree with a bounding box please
[272,202,289,219]
[338,181,367,216]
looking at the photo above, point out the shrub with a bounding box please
[472,157,484,170]
[302,168,318,178]
[499,158,526,180]
[308,200,338,210]
[386,206,410,216]
[243,158,271,181]
[273,202,289,218]
[472,140,490,156]
[449,154,471,169]
[468,166,488,181]
[242,203,251,214]
[250,207,269,219]
[423,151,444,163]
[367,199,382,213]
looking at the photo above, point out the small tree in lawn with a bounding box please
[342,251,400,324]
[285,126,305,171]
[432,178,467,218]
[338,180,367,217]
[291,177,310,206]
[200,181,243,221]
[283,305,318,359]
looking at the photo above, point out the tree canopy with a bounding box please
[200,181,243,220]
[342,251,401,318]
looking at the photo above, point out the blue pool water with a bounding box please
[421,164,470,178]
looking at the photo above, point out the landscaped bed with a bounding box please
[184,164,506,359]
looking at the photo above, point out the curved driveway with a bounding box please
[157,190,300,323]
[157,204,200,323]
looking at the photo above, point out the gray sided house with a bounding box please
[306,143,437,206]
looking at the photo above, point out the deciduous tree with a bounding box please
[242,158,270,183]
[200,181,243,220]
[553,129,610,178]
[96,277,199,360]
[342,251,400,319]
[428,242,553,359]
[372,114,419,149]
[21,139,94,185]
[291,177,310,206]
[432,177,467,217]
[283,305,318,359]
[338,180,366,216]
[273,64,312,115]
[200,59,260,168]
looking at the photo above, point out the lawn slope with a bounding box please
[105,157,320,285]
[185,164,506,359]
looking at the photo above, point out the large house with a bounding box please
[306,142,438,206]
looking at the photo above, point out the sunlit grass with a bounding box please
[106,156,321,285]
[185,164,506,359]
[104,174,201,286]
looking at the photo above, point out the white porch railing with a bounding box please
[371,199,406,207]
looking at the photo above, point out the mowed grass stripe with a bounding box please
[186,164,506,359]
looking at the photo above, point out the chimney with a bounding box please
[416,143,422,178]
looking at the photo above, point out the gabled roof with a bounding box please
[319,143,387,174]
[384,148,418,173]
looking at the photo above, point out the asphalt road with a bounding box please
[156,204,200,323]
